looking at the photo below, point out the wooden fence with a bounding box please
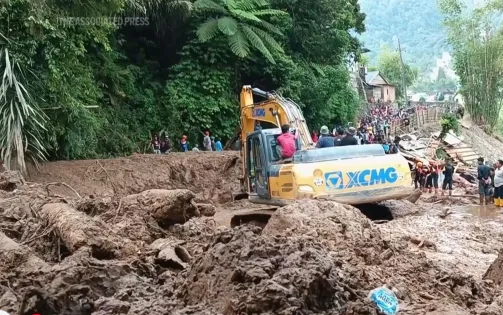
[387,106,459,136]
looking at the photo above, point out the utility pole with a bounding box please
[397,38,408,105]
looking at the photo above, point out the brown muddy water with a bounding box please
[379,203,503,279]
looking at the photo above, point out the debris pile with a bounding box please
[27,152,242,203]
[1,170,502,314]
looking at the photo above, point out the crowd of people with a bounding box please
[412,159,454,196]
[151,131,223,154]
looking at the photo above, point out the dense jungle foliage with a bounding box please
[0,0,365,169]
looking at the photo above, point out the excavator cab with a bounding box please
[246,128,301,203]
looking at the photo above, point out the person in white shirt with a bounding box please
[493,159,503,207]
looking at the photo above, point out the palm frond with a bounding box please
[229,28,250,57]
[231,9,261,22]
[224,0,237,10]
[241,24,275,63]
[235,0,259,11]
[248,25,283,53]
[194,0,228,13]
[251,9,287,16]
[218,16,238,35]
[256,19,283,36]
[0,48,47,173]
[197,18,220,42]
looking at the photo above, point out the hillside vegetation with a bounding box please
[359,0,486,73]
[0,0,364,170]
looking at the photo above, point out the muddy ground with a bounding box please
[0,152,502,314]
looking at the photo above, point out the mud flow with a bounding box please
[0,152,502,314]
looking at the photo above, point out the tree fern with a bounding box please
[197,18,220,42]
[242,25,274,63]
[250,9,285,16]
[229,28,250,57]
[256,19,283,36]
[195,0,286,63]
[248,25,283,53]
[218,17,238,35]
[232,9,261,22]
[194,0,227,13]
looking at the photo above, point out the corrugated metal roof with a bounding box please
[365,71,379,84]
[365,71,393,86]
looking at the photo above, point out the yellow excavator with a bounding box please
[230,86,415,227]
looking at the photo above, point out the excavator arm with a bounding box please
[233,85,314,201]
[239,86,313,148]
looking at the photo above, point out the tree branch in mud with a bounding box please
[0,231,49,272]
[45,182,81,199]
[40,203,130,258]
[96,160,118,196]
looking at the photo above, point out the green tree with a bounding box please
[194,0,287,63]
[0,47,47,172]
[376,44,418,98]
[439,0,503,130]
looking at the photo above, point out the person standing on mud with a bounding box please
[180,135,189,152]
[441,159,454,196]
[215,138,223,151]
[425,162,439,194]
[477,157,492,204]
[413,161,423,189]
[493,160,503,207]
[152,134,161,154]
[203,131,212,151]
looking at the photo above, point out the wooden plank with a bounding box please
[445,148,476,154]
[459,153,480,159]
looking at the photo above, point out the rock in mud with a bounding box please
[40,203,128,258]
[0,170,24,191]
[120,189,199,225]
[484,251,503,285]
[195,203,216,217]
[150,238,191,269]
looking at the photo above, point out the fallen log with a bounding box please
[405,188,422,204]
[40,203,119,258]
[0,231,49,272]
[120,189,199,225]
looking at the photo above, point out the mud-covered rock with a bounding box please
[121,189,199,225]
[0,170,24,191]
[484,251,503,285]
[175,200,497,314]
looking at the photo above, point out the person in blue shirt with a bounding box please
[215,138,223,151]
[316,126,334,148]
[180,135,189,152]
[382,142,390,153]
